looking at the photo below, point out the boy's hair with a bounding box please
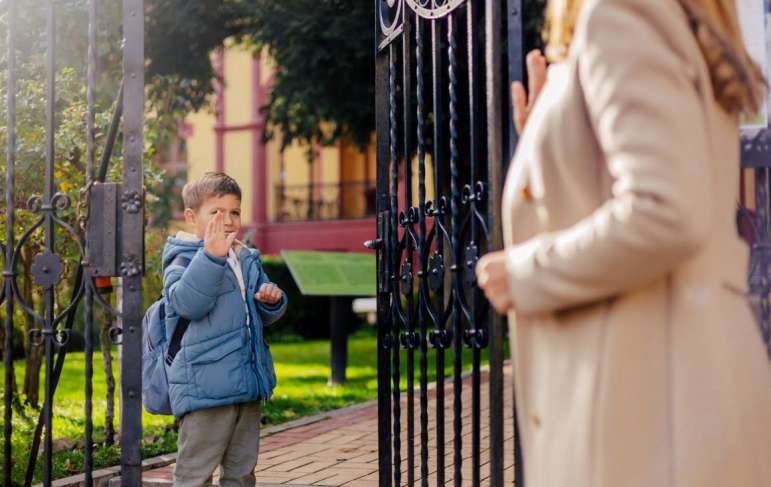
[182,171,242,211]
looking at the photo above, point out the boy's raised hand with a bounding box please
[256,282,283,305]
[204,211,236,258]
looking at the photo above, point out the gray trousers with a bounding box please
[173,402,261,487]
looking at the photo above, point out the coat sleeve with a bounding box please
[506,0,713,315]
[254,263,288,325]
[164,250,228,321]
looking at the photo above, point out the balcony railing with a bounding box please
[275,180,376,222]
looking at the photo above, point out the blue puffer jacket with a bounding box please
[161,233,286,418]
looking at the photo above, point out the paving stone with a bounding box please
[135,366,515,486]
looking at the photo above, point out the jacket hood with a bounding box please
[162,231,203,270]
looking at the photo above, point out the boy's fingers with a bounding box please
[209,214,217,238]
[216,211,224,235]
[205,215,215,237]
[212,211,219,234]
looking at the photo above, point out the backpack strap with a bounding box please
[164,254,193,365]
[165,316,190,366]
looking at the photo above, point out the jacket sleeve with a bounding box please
[506,0,712,315]
[164,250,228,321]
[254,264,288,325]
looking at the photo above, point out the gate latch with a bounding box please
[364,238,383,250]
[85,182,127,278]
[375,210,390,294]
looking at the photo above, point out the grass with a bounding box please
[1,329,504,485]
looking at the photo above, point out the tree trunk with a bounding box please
[100,306,116,446]
[0,314,18,395]
[21,248,43,406]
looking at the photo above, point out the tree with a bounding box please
[0,59,110,405]
[144,1,546,152]
[0,0,166,411]
[144,0,375,151]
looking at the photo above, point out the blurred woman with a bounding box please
[476,0,771,485]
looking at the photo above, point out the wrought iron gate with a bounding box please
[740,132,771,359]
[2,0,145,485]
[375,2,771,487]
[373,1,523,486]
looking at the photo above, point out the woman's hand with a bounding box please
[476,251,514,314]
[512,49,547,134]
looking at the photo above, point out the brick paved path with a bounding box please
[142,365,515,486]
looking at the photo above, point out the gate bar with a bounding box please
[83,0,98,482]
[465,2,483,485]
[3,0,18,484]
[415,15,430,487]
[375,2,393,485]
[401,11,416,486]
[486,0,510,485]
[42,0,58,482]
[447,12,464,487]
[430,17,447,487]
[120,0,145,484]
[388,42,402,487]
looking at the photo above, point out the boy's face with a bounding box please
[184,193,242,240]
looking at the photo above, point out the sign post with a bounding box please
[281,251,376,385]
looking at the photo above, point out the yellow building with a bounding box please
[181,44,377,254]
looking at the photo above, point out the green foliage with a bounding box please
[0,0,172,356]
[0,334,507,484]
[143,1,547,152]
[144,1,250,116]
[246,1,374,150]
[145,0,375,150]
[1,352,175,485]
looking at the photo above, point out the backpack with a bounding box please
[142,256,191,415]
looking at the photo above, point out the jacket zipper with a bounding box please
[243,253,269,400]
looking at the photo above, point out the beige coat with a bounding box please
[502,0,771,486]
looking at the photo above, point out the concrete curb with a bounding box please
[38,454,177,487]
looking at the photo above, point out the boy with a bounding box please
[161,171,287,487]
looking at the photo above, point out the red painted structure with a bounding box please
[208,51,375,255]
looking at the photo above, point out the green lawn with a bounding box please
[2,331,502,485]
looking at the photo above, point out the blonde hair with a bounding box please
[544,0,766,116]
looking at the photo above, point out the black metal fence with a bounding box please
[1,0,144,486]
[372,1,521,486]
[740,130,771,358]
[374,2,771,487]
